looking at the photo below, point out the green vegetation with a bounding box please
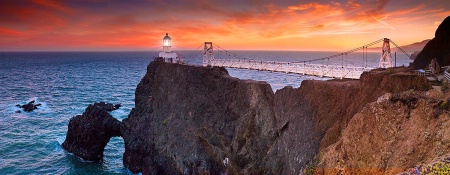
[400,161,450,175]
[442,82,449,93]
[439,99,449,110]
[303,154,321,175]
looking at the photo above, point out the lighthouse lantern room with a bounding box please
[158,33,183,63]
[162,33,171,52]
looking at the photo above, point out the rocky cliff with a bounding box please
[411,16,450,69]
[62,102,122,161]
[119,61,430,174]
[62,59,435,174]
[121,61,277,174]
[318,90,450,174]
[267,67,431,174]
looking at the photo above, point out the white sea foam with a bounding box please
[56,136,65,145]
[110,108,130,120]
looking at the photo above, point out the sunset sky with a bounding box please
[1,0,449,51]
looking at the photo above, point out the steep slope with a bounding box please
[411,16,450,69]
[318,91,450,174]
[121,61,278,174]
[265,68,431,174]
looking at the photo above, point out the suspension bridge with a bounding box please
[182,38,410,79]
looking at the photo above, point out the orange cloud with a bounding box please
[288,2,343,16]
[389,4,424,16]
[347,0,361,9]
[315,25,325,30]
[434,10,450,17]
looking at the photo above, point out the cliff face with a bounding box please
[121,61,277,174]
[267,67,431,174]
[411,16,450,69]
[121,61,431,174]
[318,91,450,174]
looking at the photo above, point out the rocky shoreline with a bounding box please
[63,60,437,174]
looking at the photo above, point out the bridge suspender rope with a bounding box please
[184,44,204,64]
[389,40,411,59]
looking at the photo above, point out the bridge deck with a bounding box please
[204,59,374,79]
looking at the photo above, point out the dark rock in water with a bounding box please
[17,100,42,112]
[62,102,122,161]
[411,16,450,69]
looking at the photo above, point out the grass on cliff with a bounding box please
[399,161,450,175]
[303,154,321,175]
[442,82,449,93]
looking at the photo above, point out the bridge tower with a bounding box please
[203,42,214,66]
[379,38,393,68]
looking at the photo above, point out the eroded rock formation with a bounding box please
[62,102,122,161]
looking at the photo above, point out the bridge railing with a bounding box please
[208,58,373,79]
[414,69,431,77]
[444,67,450,81]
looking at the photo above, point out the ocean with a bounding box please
[0,51,412,174]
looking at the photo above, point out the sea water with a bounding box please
[0,51,411,174]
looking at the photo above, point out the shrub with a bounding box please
[442,82,449,93]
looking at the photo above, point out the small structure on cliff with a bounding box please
[430,58,440,74]
[158,33,183,63]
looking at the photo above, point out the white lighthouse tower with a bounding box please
[158,33,182,63]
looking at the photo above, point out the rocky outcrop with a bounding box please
[411,16,450,69]
[318,90,450,174]
[120,60,431,174]
[62,102,122,161]
[265,67,431,174]
[16,100,41,112]
[121,61,277,174]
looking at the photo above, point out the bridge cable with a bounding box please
[209,38,389,69]
[292,38,384,64]
[184,43,204,63]
[213,43,248,60]
[389,40,411,59]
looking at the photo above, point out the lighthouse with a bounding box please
[158,33,183,63]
